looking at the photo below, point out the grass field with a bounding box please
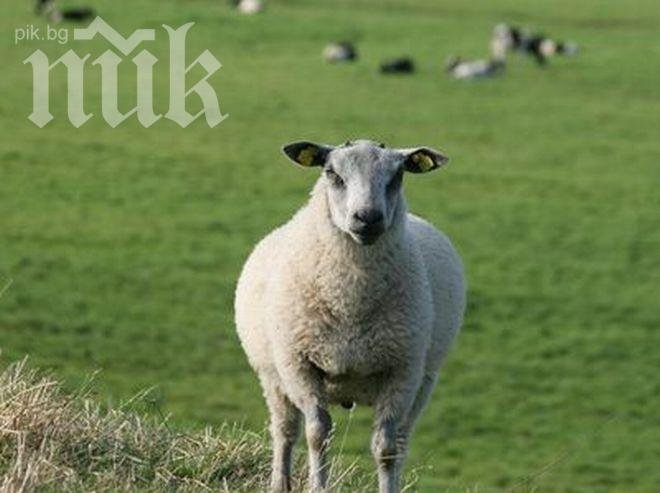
[0,360,375,491]
[1,0,660,490]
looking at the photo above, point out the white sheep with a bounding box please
[323,42,358,63]
[233,0,264,15]
[235,140,466,493]
[445,55,505,80]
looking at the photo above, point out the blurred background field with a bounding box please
[1,0,660,490]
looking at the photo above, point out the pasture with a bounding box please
[1,0,659,490]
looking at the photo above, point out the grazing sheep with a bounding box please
[323,42,358,63]
[445,55,505,80]
[235,140,466,493]
[35,0,95,23]
[233,0,264,15]
[380,57,416,74]
[491,23,578,65]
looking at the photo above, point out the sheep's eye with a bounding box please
[325,169,345,188]
[387,168,403,192]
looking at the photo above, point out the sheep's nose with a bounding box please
[353,209,384,227]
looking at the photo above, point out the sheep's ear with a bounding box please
[399,147,449,173]
[282,141,333,167]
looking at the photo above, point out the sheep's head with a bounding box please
[282,139,448,245]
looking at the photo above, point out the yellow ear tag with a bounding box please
[297,147,317,167]
[413,152,435,172]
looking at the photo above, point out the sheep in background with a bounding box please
[446,55,505,80]
[35,0,95,23]
[232,0,264,15]
[491,23,579,65]
[323,42,358,63]
[235,140,466,493]
[380,57,415,74]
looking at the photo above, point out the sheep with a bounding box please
[234,140,466,493]
[233,0,264,15]
[491,23,579,65]
[323,42,358,63]
[445,55,505,80]
[35,0,95,23]
[380,57,416,74]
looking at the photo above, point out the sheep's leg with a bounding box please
[303,405,332,493]
[272,353,332,492]
[400,373,437,438]
[372,415,402,493]
[263,378,301,492]
[371,375,421,493]
[378,372,437,490]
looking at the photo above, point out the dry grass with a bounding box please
[0,360,375,492]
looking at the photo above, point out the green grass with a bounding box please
[1,0,660,490]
